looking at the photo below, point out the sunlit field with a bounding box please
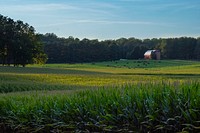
[0,60,200,132]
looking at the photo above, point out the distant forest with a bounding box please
[39,33,200,63]
[1,14,200,65]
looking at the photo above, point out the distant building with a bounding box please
[144,50,160,60]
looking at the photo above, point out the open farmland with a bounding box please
[0,60,200,132]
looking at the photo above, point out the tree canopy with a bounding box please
[0,14,47,67]
[39,34,200,63]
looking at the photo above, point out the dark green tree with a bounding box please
[0,14,47,66]
[194,37,200,60]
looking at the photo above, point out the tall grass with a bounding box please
[0,82,199,132]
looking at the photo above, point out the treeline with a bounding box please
[0,14,47,67]
[39,33,200,63]
[1,14,200,65]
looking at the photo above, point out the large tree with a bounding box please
[0,14,47,66]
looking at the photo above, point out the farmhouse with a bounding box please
[144,50,160,60]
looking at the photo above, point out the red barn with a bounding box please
[144,50,160,60]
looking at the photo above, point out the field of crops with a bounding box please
[0,60,200,132]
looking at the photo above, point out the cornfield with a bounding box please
[0,82,199,132]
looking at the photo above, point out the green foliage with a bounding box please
[0,82,199,132]
[40,33,200,63]
[0,53,200,132]
[0,14,47,67]
[194,37,200,60]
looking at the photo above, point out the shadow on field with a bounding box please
[118,73,200,78]
[0,66,109,75]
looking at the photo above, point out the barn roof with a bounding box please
[144,50,159,56]
[144,50,154,56]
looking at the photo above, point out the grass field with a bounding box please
[0,60,200,132]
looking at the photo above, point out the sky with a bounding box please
[0,0,200,40]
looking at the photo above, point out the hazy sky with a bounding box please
[1,0,200,40]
